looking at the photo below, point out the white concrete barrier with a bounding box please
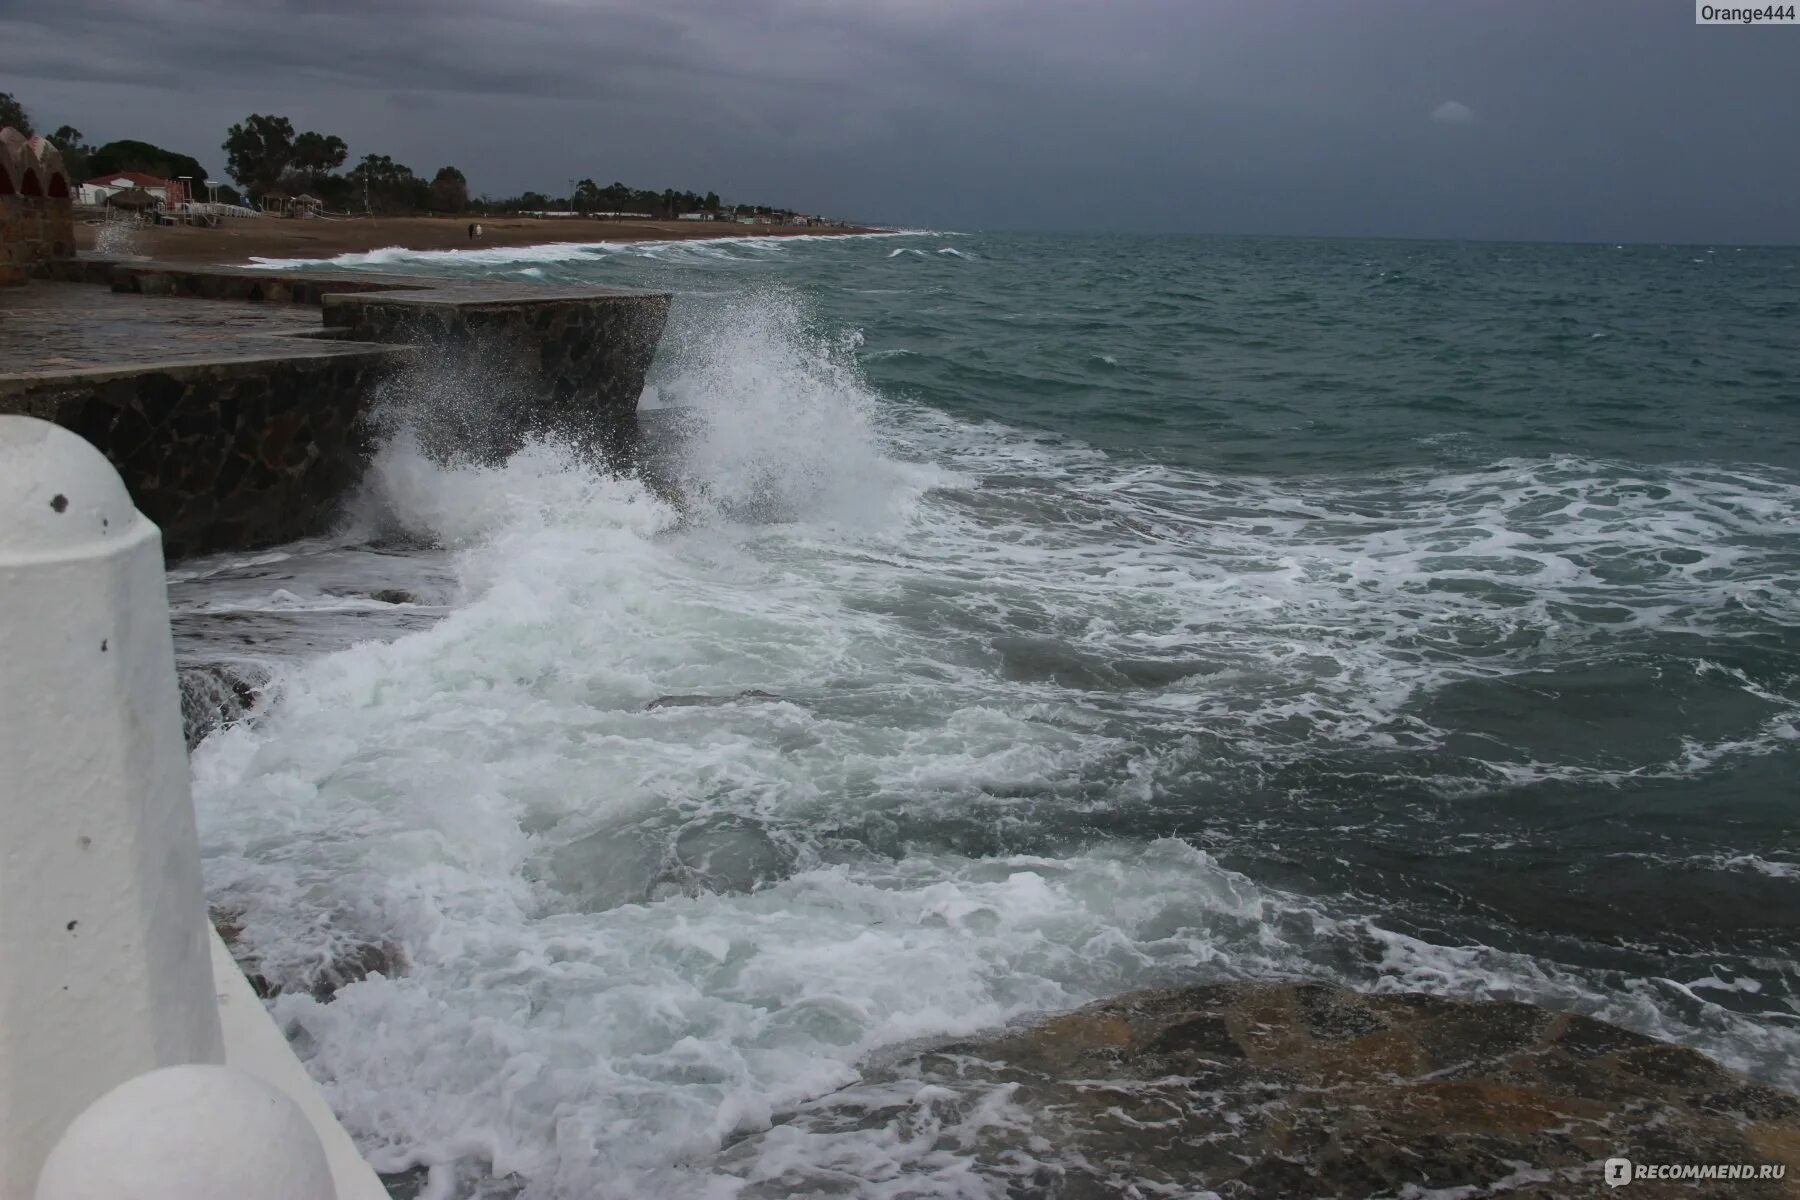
[209,925,388,1200]
[35,1065,334,1200]
[0,415,225,1197]
[0,416,387,1200]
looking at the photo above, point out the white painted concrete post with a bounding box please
[0,416,225,1198]
[34,1065,334,1200]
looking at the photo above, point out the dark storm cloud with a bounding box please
[0,0,687,96]
[3,0,1795,241]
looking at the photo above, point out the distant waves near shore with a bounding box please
[77,213,888,267]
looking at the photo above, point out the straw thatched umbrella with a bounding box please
[104,187,158,211]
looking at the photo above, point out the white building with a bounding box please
[77,172,190,208]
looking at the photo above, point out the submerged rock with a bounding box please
[734,981,1800,1198]
[212,909,403,1003]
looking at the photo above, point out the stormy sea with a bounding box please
[171,231,1799,1197]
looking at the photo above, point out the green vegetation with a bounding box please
[1,91,816,220]
[49,127,92,180]
[430,167,469,213]
[0,91,31,136]
[558,180,718,217]
[222,115,309,201]
[88,140,207,189]
[290,131,348,190]
[340,154,420,213]
[221,114,451,213]
[2,92,215,197]
[482,182,799,221]
[216,112,805,218]
[0,94,218,200]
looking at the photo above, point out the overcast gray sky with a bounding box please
[2,0,1795,242]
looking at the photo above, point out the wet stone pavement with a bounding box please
[0,281,371,376]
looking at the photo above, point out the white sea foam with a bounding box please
[875,408,1800,785]
[176,589,416,614]
[247,230,933,271]
[1724,854,1800,879]
[249,241,609,270]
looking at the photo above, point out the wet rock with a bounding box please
[645,688,783,710]
[212,908,402,1003]
[177,661,268,748]
[305,940,403,1002]
[211,911,275,1000]
[368,587,416,605]
[376,1165,433,1200]
[378,1163,524,1200]
[737,981,1800,1198]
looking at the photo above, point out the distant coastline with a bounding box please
[74,214,887,267]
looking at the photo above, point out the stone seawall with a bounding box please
[0,348,410,558]
[0,258,670,559]
[324,284,671,461]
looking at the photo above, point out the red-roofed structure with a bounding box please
[81,171,190,208]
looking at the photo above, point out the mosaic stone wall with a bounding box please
[0,129,76,287]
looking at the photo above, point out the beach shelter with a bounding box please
[103,186,158,211]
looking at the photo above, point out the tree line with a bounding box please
[222,114,466,213]
[490,181,794,220]
[223,114,799,217]
[2,93,807,219]
[1,91,205,197]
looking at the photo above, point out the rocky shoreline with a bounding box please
[219,928,1800,1199]
[728,981,1800,1198]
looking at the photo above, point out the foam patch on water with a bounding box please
[880,409,1800,786]
[246,230,930,271]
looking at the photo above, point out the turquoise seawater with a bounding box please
[181,231,1799,1197]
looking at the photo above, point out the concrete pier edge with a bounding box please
[1,253,672,560]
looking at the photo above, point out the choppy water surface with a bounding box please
[178,232,1799,1197]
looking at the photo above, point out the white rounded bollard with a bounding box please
[0,417,225,1198]
[35,1065,335,1200]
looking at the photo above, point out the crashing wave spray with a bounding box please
[644,287,929,527]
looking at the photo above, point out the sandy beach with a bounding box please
[75,214,883,266]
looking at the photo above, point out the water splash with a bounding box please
[647,288,941,527]
[92,211,145,258]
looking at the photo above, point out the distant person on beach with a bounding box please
[468,222,475,240]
